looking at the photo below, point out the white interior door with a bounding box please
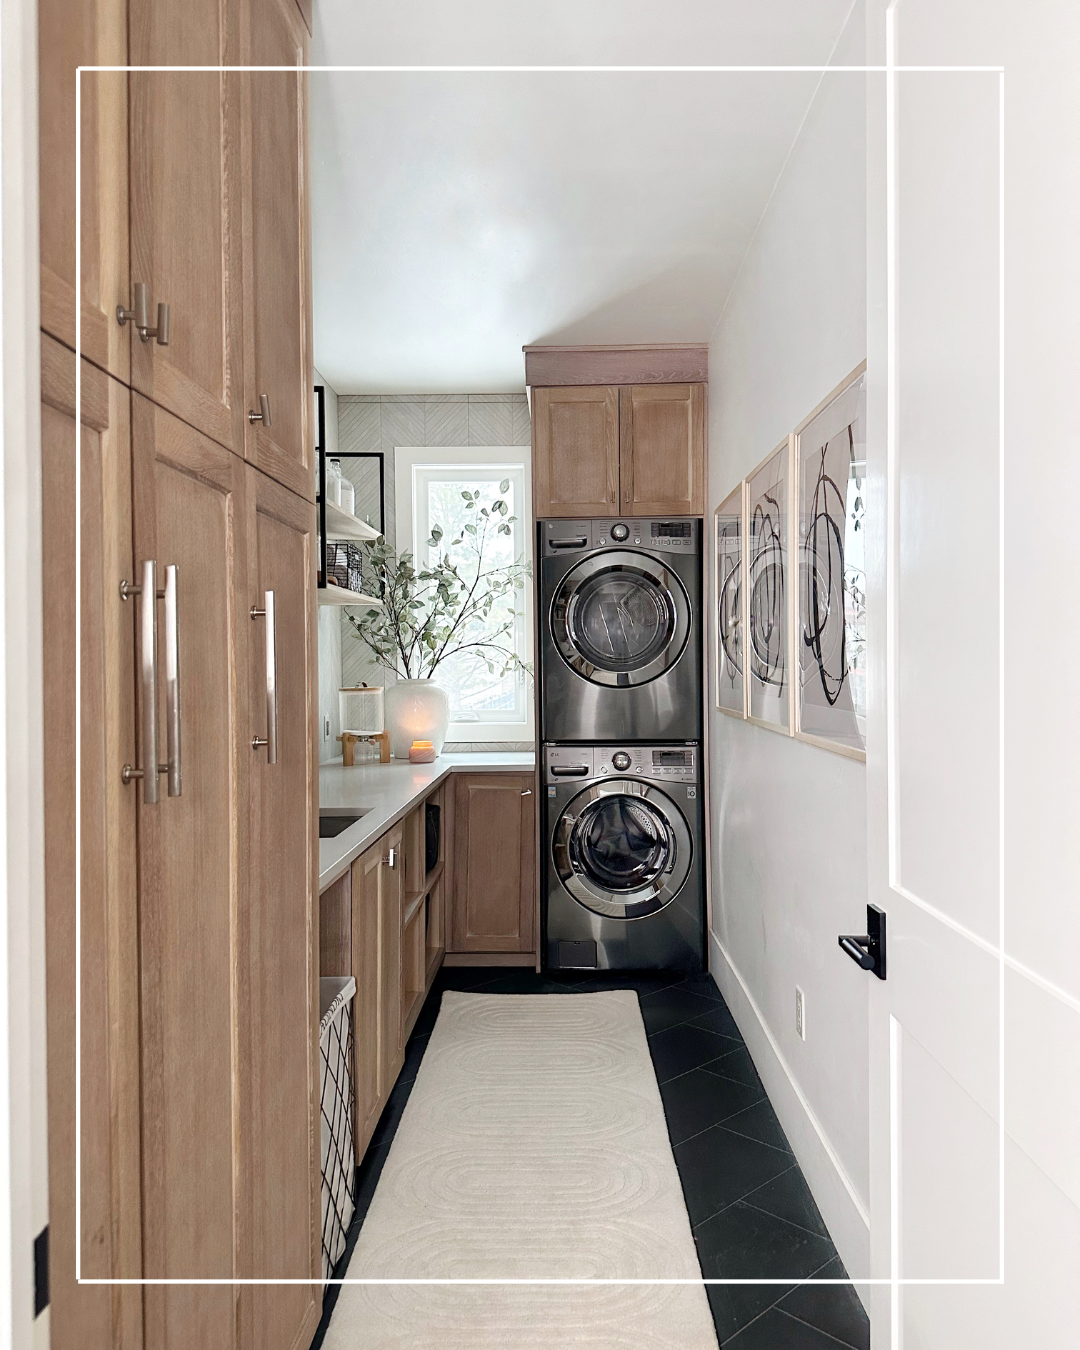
[865,3,1080,1347]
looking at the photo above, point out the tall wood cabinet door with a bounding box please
[452,775,535,952]
[532,386,619,518]
[41,337,143,1350]
[128,2,246,456]
[243,469,320,1346]
[380,824,405,1093]
[619,383,705,516]
[352,842,385,1153]
[131,393,250,1350]
[39,0,129,380]
[241,0,314,501]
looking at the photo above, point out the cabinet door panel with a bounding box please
[128,3,245,455]
[242,0,314,500]
[353,843,385,1153]
[41,339,142,1350]
[532,386,619,518]
[39,0,129,379]
[245,470,319,1343]
[131,394,248,1350]
[452,775,535,952]
[380,825,405,1093]
[620,383,705,516]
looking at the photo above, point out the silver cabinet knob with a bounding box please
[248,393,272,426]
[117,282,170,344]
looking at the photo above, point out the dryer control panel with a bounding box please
[544,744,697,784]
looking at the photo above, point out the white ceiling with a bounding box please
[310,1,856,394]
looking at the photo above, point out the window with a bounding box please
[396,445,533,742]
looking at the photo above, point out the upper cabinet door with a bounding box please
[242,0,314,501]
[39,0,129,381]
[128,1,247,456]
[532,386,620,519]
[620,383,705,516]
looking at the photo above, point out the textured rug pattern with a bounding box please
[322,990,718,1348]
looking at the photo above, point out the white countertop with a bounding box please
[318,751,535,892]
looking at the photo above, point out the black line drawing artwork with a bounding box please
[749,490,786,691]
[716,514,742,695]
[802,426,852,705]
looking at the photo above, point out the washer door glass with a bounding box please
[552,782,692,920]
[551,551,691,688]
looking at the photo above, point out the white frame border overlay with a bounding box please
[71,59,1008,1295]
[792,358,868,764]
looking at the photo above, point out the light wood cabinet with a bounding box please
[532,385,620,518]
[451,775,535,953]
[244,469,320,1345]
[128,0,247,456]
[241,0,314,500]
[39,0,129,380]
[620,383,705,515]
[532,382,705,518]
[350,827,405,1157]
[41,337,142,1350]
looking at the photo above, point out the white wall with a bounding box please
[705,7,871,1279]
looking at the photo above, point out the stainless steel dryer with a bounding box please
[539,518,702,743]
[542,743,705,972]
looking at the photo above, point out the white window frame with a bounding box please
[395,445,534,743]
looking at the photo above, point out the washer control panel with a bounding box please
[542,518,700,556]
[545,744,697,784]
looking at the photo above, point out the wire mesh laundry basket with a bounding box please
[325,540,365,594]
[319,975,357,1280]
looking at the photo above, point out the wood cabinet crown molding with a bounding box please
[523,343,708,388]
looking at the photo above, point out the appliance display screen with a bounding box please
[653,750,691,767]
[651,522,692,538]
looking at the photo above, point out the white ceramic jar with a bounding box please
[383,679,450,759]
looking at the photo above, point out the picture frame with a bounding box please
[745,436,795,736]
[793,361,868,761]
[713,483,747,717]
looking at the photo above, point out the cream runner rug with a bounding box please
[322,990,718,1349]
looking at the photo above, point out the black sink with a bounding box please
[318,813,363,838]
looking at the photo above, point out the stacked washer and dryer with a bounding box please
[538,517,706,972]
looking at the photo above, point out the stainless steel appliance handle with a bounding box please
[250,590,278,764]
[163,564,182,796]
[550,765,589,777]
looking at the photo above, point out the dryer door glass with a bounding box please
[550,550,691,688]
[570,795,672,891]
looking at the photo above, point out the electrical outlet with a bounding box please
[323,714,331,741]
[795,986,806,1041]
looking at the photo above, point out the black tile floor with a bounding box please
[312,966,870,1350]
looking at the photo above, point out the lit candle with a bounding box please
[408,739,436,764]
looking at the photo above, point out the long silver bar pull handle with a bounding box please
[139,559,160,804]
[163,564,182,796]
[250,590,278,764]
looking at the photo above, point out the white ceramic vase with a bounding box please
[383,679,450,759]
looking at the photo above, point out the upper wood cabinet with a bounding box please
[128,1,247,456]
[532,383,705,518]
[39,0,129,380]
[451,774,536,953]
[532,386,620,518]
[241,0,314,501]
[620,383,705,515]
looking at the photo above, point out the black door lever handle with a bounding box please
[838,904,887,979]
[839,936,875,969]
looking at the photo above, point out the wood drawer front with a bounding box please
[452,775,535,953]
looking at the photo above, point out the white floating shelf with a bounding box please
[324,501,381,542]
[317,583,383,608]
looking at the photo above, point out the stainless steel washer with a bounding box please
[539,518,703,743]
[542,743,705,972]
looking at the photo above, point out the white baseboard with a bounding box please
[708,929,871,1285]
